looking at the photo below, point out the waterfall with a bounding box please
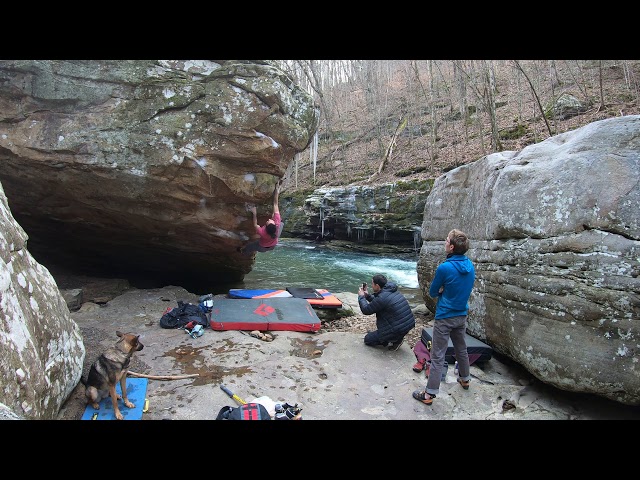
[413,229,422,253]
[310,132,318,183]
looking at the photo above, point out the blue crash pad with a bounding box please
[81,377,148,420]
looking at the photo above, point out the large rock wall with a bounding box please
[281,179,431,253]
[0,181,85,419]
[417,115,640,405]
[0,60,319,289]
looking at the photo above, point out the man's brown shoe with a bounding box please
[457,378,470,390]
[412,390,435,405]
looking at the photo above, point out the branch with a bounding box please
[512,60,553,136]
[377,116,407,174]
[128,371,199,380]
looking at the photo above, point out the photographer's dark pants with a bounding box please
[364,330,403,347]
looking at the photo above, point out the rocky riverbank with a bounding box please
[55,277,640,421]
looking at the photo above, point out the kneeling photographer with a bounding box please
[357,274,415,351]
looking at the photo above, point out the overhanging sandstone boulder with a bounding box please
[0,60,320,290]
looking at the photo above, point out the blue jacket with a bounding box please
[358,282,416,343]
[429,254,475,319]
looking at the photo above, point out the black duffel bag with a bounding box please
[159,300,208,329]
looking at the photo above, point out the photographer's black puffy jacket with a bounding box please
[358,282,415,343]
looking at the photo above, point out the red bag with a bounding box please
[216,402,271,420]
[412,340,431,373]
[413,339,431,364]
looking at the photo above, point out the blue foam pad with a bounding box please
[81,377,148,420]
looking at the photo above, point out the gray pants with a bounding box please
[426,315,471,396]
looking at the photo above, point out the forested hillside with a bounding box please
[275,60,640,191]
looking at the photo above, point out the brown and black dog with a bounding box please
[81,331,144,420]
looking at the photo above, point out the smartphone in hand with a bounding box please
[362,282,367,289]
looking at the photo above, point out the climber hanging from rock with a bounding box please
[237,180,284,255]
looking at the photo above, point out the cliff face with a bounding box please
[280,179,431,254]
[0,181,85,419]
[0,60,320,288]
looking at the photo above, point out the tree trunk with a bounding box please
[562,60,590,102]
[377,116,407,175]
[597,60,605,112]
[513,60,553,136]
[428,60,438,151]
[454,61,469,137]
[484,60,501,151]
[410,60,434,168]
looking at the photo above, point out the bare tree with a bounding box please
[410,60,435,168]
[597,60,605,112]
[433,60,464,167]
[428,60,438,155]
[375,116,407,177]
[621,60,640,109]
[512,60,553,136]
[293,60,334,139]
[276,59,638,189]
[482,60,501,151]
[452,60,493,155]
[454,60,470,143]
[562,60,590,102]
[507,59,525,123]
[549,60,562,89]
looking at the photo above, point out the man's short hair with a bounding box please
[266,223,277,238]
[448,229,470,254]
[372,274,387,287]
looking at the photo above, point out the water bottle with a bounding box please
[441,361,448,381]
[454,361,459,375]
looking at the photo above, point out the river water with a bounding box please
[222,238,423,305]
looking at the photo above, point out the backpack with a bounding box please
[159,300,209,329]
[216,403,271,420]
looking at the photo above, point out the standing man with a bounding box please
[238,180,283,255]
[413,229,475,406]
[358,274,416,351]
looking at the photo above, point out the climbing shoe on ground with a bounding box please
[412,390,436,405]
[457,378,470,390]
[413,359,426,373]
[388,339,404,351]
